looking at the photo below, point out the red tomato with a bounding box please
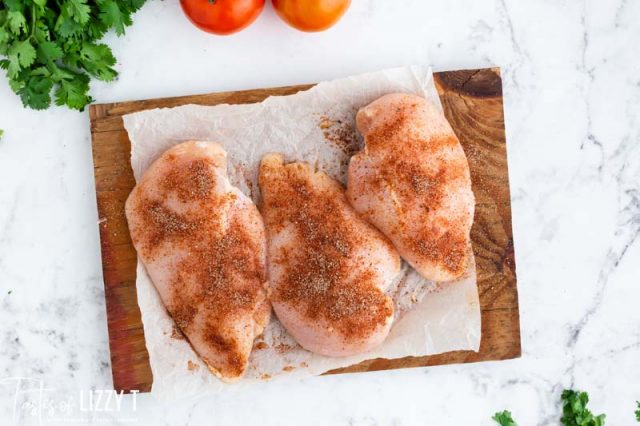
[180,0,265,35]
[272,0,351,32]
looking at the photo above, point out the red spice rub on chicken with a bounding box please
[125,141,270,381]
[259,153,400,357]
[347,93,475,282]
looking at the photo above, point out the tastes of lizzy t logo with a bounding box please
[0,377,139,425]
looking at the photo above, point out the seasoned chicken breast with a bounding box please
[125,141,270,381]
[259,154,400,357]
[347,93,475,282]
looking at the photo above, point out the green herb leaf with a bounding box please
[12,39,35,67]
[37,41,63,64]
[98,0,132,36]
[0,27,10,54]
[127,0,147,12]
[79,42,116,81]
[0,0,146,111]
[493,410,518,426]
[55,9,84,38]
[18,72,54,110]
[63,0,91,24]
[4,0,25,10]
[54,72,91,110]
[635,401,640,422]
[6,10,26,35]
[561,390,606,426]
[0,55,20,78]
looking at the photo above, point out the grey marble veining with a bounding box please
[0,0,638,424]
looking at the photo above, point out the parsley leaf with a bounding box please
[561,390,606,426]
[493,410,518,426]
[6,11,26,35]
[98,0,132,36]
[18,72,54,110]
[37,41,64,64]
[0,27,10,53]
[0,0,146,111]
[55,10,85,38]
[0,54,21,78]
[635,401,639,422]
[55,72,91,110]
[63,0,91,25]
[12,39,35,67]
[79,42,116,81]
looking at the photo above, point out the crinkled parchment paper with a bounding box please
[123,66,481,401]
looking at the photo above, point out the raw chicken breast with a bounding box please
[125,141,270,381]
[259,153,400,357]
[347,93,475,282]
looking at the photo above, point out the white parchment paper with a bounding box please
[123,66,481,401]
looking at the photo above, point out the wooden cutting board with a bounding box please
[89,68,520,393]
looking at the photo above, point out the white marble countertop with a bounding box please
[0,1,639,425]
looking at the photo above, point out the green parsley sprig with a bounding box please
[561,390,606,426]
[492,410,518,426]
[0,0,145,111]
[635,401,639,422]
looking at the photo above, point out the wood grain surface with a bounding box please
[89,68,520,393]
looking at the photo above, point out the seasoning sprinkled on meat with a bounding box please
[125,141,271,382]
[347,93,475,282]
[259,153,400,357]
